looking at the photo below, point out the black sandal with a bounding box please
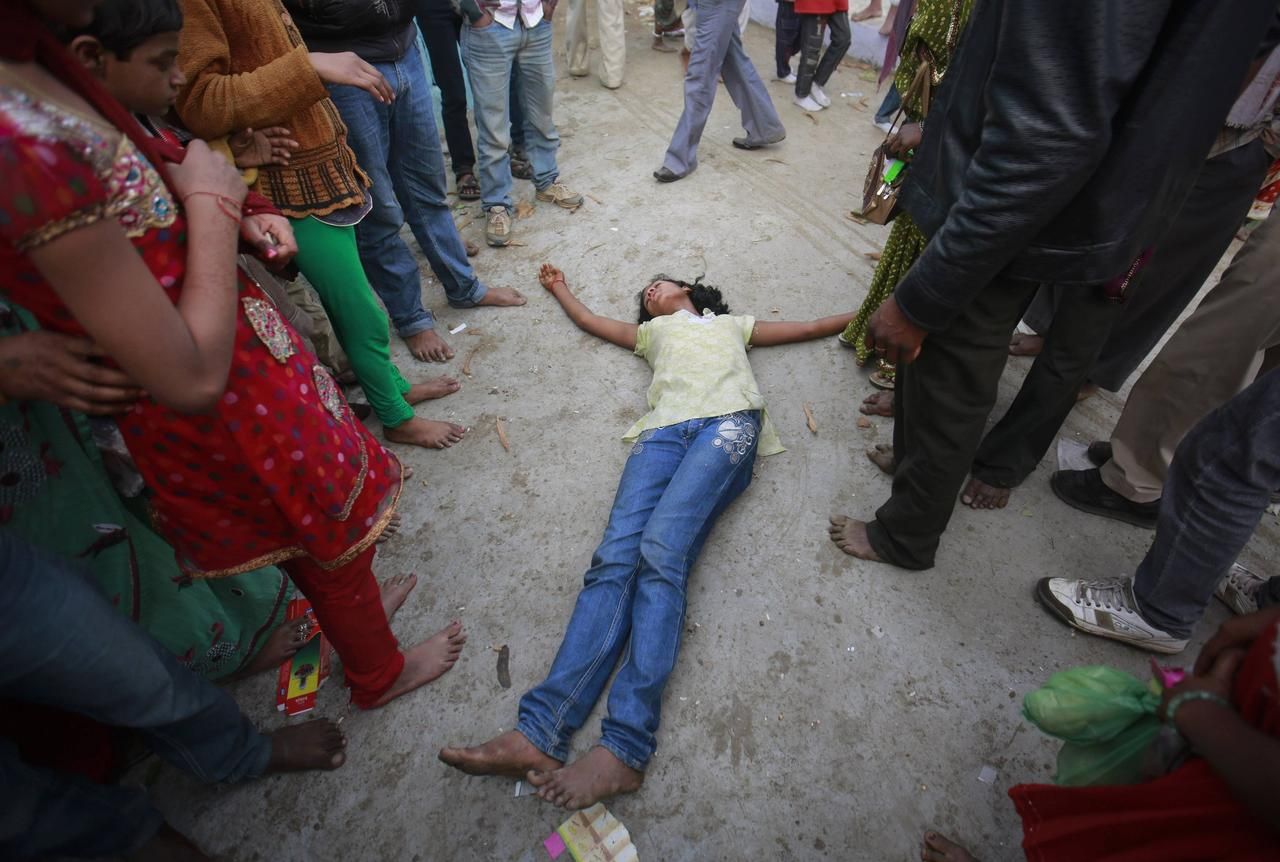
[457,172,481,201]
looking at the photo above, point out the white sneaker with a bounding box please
[1215,562,1267,616]
[873,119,893,133]
[1036,577,1189,654]
[776,71,797,84]
[793,94,824,112]
[811,84,831,107]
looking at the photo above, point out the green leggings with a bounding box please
[290,217,414,428]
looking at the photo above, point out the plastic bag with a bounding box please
[1022,665,1163,787]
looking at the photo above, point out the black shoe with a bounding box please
[1087,440,1112,467]
[1050,468,1159,529]
[653,166,684,183]
[732,131,787,150]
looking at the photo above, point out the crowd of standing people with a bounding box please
[2,0,1279,858]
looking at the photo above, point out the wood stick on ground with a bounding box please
[462,346,480,377]
[496,417,511,451]
[454,216,473,232]
[803,402,818,434]
[587,193,604,205]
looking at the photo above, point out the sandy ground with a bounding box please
[137,7,1278,861]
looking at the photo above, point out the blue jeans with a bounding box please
[0,532,270,859]
[327,43,487,339]
[874,82,900,124]
[461,18,561,210]
[517,412,760,770]
[1134,369,1280,638]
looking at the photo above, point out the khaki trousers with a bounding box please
[1103,210,1280,502]
[566,0,626,87]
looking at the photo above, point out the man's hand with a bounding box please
[886,122,922,158]
[240,214,298,268]
[229,127,298,168]
[865,295,926,365]
[473,10,495,27]
[0,331,144,415]
[309,52,394,103]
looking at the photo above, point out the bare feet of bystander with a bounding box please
[828,515,882,561]
[369,621,467,707]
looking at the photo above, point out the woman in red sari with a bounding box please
[923,607,1280,861]
[0,0,464,711]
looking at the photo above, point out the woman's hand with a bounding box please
[885,122,922,158]
[538,263,567,292]
[1161,646,1246,726]
[169,139,248,206]
[1195,607,1280,677]
[309,52,394,104]
[0,331,144,415]
[229,127,298,168]
[240,214,298,268]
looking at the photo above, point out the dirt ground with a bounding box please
[141,7,1278,861]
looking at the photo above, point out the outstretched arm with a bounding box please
[750,311,856,347]
[538,264,638,351]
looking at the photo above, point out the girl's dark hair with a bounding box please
[72,0,183,58]
[637,275,730,323]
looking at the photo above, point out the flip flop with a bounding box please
[457,172,481,201]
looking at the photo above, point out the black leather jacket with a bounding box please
[284,0,417,64]
[893,0,1280,333]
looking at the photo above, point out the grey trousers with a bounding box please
[1133,368,1280,639]
[662,0,784,176]
[1103,208,1280,503]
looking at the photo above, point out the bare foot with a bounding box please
[921,830,978,862]
[877,1,898,35]
[368,621,468,708]
[1008,332,1043,357]
[406,375,461,405]
[861,390,895,417]
[866,443,897,475]
[828,515,882,561]
[851,2,881,21]
[380,572,418,621]
[377,512,402,544]
[527,746,644,810]
[235,619,308,678]
[960,477,1011,509]
[439,729,562,779]
[1076,382,1099,402]
[476,286,527,307]
[385,417,468,450]
[128,824,211,862]
[265,718,347,772]
[652,35,677,52]
[404,329,455,363]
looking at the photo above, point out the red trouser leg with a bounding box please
[283,547,404,708]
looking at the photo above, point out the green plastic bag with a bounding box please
[1022,665,1163,787]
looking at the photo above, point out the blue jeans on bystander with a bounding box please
[517,412,760,770]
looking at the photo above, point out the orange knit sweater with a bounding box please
[175,0,369,219]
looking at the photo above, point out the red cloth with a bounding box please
[795,0,850,17]
[1009,620,1280,861]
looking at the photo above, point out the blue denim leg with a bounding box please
[328,63,436,338]
[461,21,519,210]
[1134,369,1280,638]
[874,82,901,124]
[512,20,562,192]
[516,413,760,769]
[600,412,758,769]
[509,64,528,151]
[388,46,488,308]
[0,531,270,857]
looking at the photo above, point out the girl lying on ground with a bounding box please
[439,264,855,809]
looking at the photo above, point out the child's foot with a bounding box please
[265,719,347,772]
[439,729,563,779]
[878,1,898,35]
[404,330,455,363]
[368,621,467,708]
[851,1,881,22]
[828,515,882,561]
[794,94,824,112]
[385,418,467,450]
[380,572,418,621]
[866,443,897,475]
[860,390,895,417]
[652,35,677,52]
[235,619,309,678]
[527,746,644,810]
[921,830,978,862]
[960,477,1011,510]
[406,376,461,405]
[476,287,527,307]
